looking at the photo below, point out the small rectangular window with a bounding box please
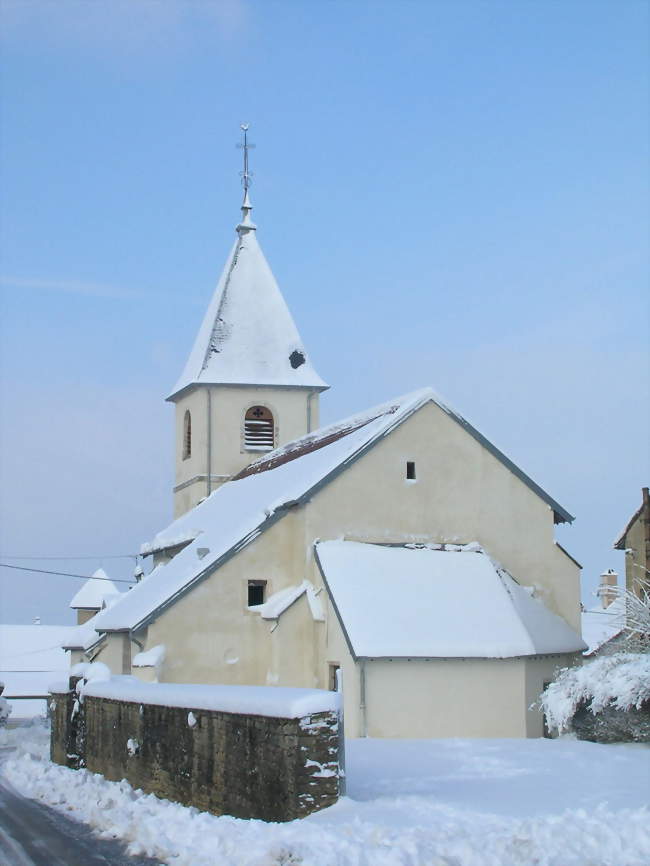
[406,461,416,480]
[328,663,341,692]
[248,580,266,607]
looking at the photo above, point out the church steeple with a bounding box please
[167,126,328,517]
[168,125,326,400]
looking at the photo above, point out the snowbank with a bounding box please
[541,652,650,733]
[2,723,649,866]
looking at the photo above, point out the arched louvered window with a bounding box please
[244,406,275,451]
[182,410,192,459]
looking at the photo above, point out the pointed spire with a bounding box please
[166,125,328,400]
[236,124,256,234]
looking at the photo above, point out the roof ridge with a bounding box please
[234,387,436,480]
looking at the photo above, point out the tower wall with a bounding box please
[172,385,320,517]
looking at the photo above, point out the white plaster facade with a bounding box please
[99,399,584,738]
[172,385,321,516]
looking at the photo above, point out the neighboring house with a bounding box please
[0,623,70,718]
[84,175,585,739]
[63,568,122,665]
[69,567,121,625]
[581,570,626,656]
[614,487,650,598]
[581,488,650,658]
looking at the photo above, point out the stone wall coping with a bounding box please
[81,676,340,719]
[48,681,71,695]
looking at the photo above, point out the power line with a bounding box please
[0,563,135,584]
[0,554,138,560]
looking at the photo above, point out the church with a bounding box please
[78,132,586,738]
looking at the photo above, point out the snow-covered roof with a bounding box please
[167,197,327,399]
[63,592,124,651]
[99,390,430,632]
[132,644,166,668]
[250,581,325,622]
[140,529,201,558]
[69,568,121,610]
[581,596,626,656]
[102,386,574,634]
[0,624,70,672]
[315,541,586,658]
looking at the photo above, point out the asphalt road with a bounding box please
[0,776,161,866]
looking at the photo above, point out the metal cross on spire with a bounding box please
[237,123,255,195]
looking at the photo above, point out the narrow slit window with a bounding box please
[244,406,275,451]
[406,461,416,480]
[248,580,266,607]
[328,663,341,692]
[183,410,192,459]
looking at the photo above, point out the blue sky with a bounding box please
[0,0,648,624]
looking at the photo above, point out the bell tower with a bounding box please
[167,126,328,517]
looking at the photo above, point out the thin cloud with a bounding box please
[0,275,158,300]
[0,0,250,60]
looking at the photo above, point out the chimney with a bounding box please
[598,569,618,609]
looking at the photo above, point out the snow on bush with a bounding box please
[541,652,650,734]
[0,696,11,727]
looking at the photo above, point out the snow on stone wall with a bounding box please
[50,676,340,821]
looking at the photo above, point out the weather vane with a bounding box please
[237,123,255,194]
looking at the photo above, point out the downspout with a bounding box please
[359,658,368,737]
[207,388,212,497]
[336,668,347,795]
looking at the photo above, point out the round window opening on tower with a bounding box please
[244,406,275,451]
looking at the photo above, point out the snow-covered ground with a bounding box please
[1,721,649,866]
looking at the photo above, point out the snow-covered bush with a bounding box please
[0,696,11,727]
[541,653,650,739]
[616,582,650,653]
[0,681,10,727]
[542,579,650,740]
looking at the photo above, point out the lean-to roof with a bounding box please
[315,540,585,658]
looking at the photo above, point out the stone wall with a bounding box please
[50,679,340,821]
